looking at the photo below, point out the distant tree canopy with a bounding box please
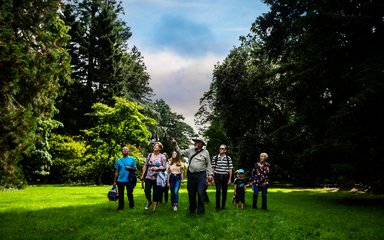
[197,0,384,192]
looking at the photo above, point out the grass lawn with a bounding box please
[0,184,383,240]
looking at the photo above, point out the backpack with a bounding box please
[107,185,119,201]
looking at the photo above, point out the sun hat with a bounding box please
[192,137,206,146]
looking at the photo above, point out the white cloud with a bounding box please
[142,49,223,131]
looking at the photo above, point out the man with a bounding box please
[212,144,233,211]
[172,137,213,214]
[113,146,137,210]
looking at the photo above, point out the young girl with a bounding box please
[167,151,183,211]
[234,169,247,209]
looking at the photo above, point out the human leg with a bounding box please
[117,182,125,210]
[214,174,222,210]
[253,185,259,209]
[126,183,134,208]
[261,187,268,210]
[187,172,197,213]
[144,179,153,209]
[221,174,229,209]
[196,172,207,214]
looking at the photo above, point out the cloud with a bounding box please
[152,15,217,57]
[142,49,222,130]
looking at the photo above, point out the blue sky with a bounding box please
[120,0,269,131]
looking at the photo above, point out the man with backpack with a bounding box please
[113,146,137,210]
[212,144,233,211]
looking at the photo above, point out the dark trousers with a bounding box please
[144,179,160,202]
[117,181,134,209]
[253,186,268,209]
[187,171,206,214]
[214,174,229,210]
[159,186,169,203]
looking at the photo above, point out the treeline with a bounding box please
[197,0,384,192]
[0,0,195,188]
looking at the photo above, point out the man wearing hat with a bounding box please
[171,137,213,215]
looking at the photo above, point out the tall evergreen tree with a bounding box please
[57,0,152,134]
[0,0,71,188]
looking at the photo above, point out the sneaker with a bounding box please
[173,206,178,211]
[145,201,152,210]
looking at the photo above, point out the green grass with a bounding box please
[1,185,383,240]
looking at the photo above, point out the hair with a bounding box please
[260,152,269,159]
[170,151,182,166]
[154,142,163,150]
[220,144,227,150]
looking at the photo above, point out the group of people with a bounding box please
[113,137,270,215]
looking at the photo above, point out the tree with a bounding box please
[150,99,196,155]
[0,0,71,188]
[198,0,384,191]
[56,0,152,134]
[82,96,157,184]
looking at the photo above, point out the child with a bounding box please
[234,169,247,208]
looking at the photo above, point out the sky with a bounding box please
[120,0,269,132]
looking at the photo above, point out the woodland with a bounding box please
[1,0,383,193]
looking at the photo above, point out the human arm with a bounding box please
[227,168,232,185]
[113,170,118,186]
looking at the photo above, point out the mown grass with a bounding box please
[0,184,383,240]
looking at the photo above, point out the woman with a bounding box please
[167,151,183,211]
[251,152,270,210]
[141,142,167,211]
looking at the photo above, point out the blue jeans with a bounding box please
[253,186,268,209]
[169,174,181,206]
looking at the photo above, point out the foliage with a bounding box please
[150,99,196,155]
[49,134,88,183]
[82,97,157,184]
[56,0,153,134]
[20,120,63,183]
[198,0,384,191]
[0,0,71,188]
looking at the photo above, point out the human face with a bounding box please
[260,154,268,162]
[122,147,129,156]
[219,145,226,153]
[172,151,178,159]
[194,141,203,150]
[153,143,161,152]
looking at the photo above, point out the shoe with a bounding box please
[145,201,152,210]
[152,202,158,211]
[173,206,178,211]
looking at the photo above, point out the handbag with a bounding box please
[107,185,119,201]
[128,171,137,188]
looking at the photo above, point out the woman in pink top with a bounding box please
[167,151,184,211]
[141,142,167,211]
